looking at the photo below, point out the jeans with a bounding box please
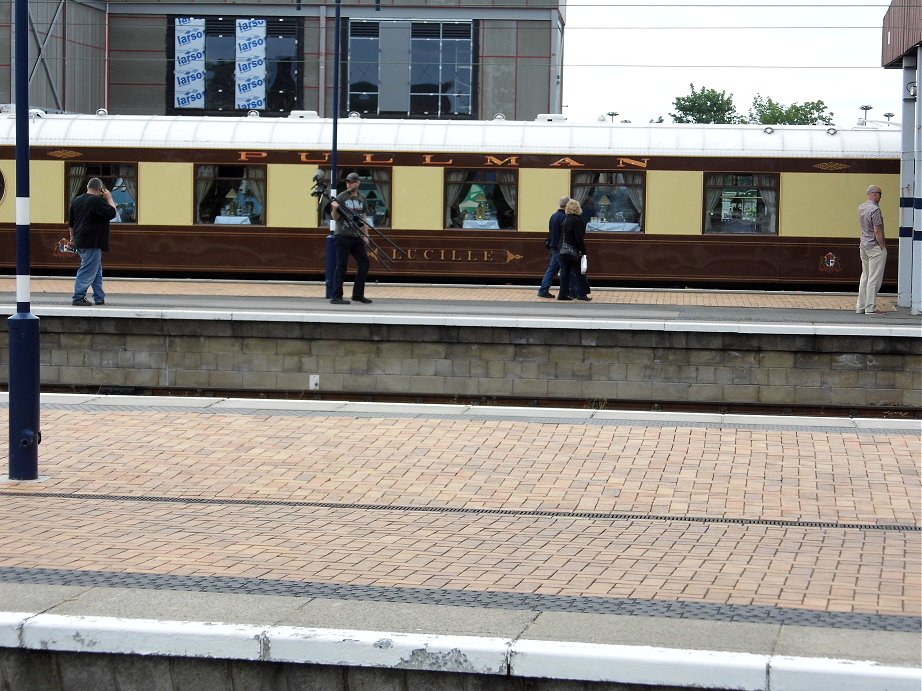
[332,234,370,300]
[72,248,105,303]
[539,252,561,294]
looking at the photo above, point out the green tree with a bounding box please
[749,95,833,125]
[669,84,741,124]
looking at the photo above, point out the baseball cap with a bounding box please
[346,172,361,182]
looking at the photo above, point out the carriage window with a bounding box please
[704,173,778,234]
[570,171,644,232]
[331,169,391,228]
[195,165,266,225]
[0,170,5,205]
[445,169,517,229]
[66,163,138,223]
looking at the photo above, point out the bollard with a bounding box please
[8,313,40,480]
[324,222,336,299]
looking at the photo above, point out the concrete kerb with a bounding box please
[0,612,918,690]
[3,394,921,431]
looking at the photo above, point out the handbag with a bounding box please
[559,242,580,259]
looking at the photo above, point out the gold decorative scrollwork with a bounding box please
[47,150,83,159]
[504,250,524,264]
[813,162,849,172]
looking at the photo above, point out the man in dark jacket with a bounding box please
[69,177,117,306]
[537,196,569,298]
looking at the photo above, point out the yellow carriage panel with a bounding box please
[779,173,900,238]
[517,168,570,233]
[392,166,443,230]
[268,164,315,228]
[646,170,702,235]
[0,161,66,224]
[138,163,193,226]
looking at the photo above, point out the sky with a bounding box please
[560,0,905,126]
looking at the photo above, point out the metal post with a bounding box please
[8,0,41,480]
[914,47,922,316]
[898,55,916,309]
[324,0,343,299]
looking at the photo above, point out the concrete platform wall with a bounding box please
[3,317,919,412]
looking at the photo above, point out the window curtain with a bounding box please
[370,168,391,227]
[246,167,266,223]
[754,174,778,234]
[496,169,517,220]
[445,169,468,227]
[68,164,87,204]
[118,165,138,204]
[704,174,735,232]
[571,171,594,204]
[195,165,215,223]
[618,172,645,227]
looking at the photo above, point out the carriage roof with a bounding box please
[0,111,901,160]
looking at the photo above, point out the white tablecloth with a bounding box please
[462,219,500,229]
[587,221,640,232]
[215,215,251,225]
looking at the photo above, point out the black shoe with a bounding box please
[72,298,92,306]
[331,298,350,305]
[557,296,573,301]
[94,300,106,306]
[576,295,592,301]
[537,292,554,298]
[352,297,373,304]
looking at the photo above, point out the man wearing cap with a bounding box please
[856,184,887,314]
[68,177,117,306]
[329,171,372,305]
[537,196,569,298]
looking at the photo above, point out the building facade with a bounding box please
[1,0,565,120]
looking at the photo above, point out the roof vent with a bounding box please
[493,113,506,120]
[288,110,319,119]
[96,108,108,116]
[536,113,566,122]
[348,111,361,119]
[247,110,260,118]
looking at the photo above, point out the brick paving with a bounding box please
[1,277,899,311]
[0,406,918,619]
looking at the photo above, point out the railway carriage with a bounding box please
[0,111,900,287]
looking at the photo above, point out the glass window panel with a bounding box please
[66,163,138,224]
[349,37,379,92]
[445,169,517,229]
[703,173,778,234]
[570,172,645,232]
[266,34,298,112]
[196,165,266,225]
[410,41,440,90]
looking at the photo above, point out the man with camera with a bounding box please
[68,177,117,306]
[329,171,373,305]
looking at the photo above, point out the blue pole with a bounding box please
[325,0,342,298]
[8,0,41,480]
[331,0,341,184]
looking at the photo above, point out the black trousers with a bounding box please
[331,234,370,300]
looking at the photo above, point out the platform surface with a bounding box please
[0,393,918,687]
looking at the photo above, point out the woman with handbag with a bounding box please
[557,198,591,301]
